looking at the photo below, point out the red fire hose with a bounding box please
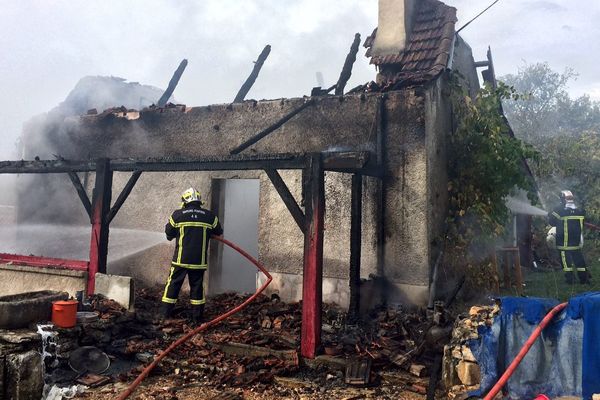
[585,222,600,231]
[483,302,568,400]
[115,236,272,400]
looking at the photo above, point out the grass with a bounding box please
[519,259,600,302]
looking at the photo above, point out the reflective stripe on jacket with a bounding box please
[549,206,584,250]
[165,202,223,268]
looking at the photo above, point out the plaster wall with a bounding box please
[19,91,448,305]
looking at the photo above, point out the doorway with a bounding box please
[210,179,260,294]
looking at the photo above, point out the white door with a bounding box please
[217,179,260,293]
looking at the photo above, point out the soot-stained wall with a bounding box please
[20,89,449,306]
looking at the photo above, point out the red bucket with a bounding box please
[51,300,78,328]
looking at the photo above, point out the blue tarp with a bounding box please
[468,293,600,400]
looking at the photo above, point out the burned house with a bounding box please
[5,0,481,312]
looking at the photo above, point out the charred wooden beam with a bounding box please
[229,99,315,155]
[233,45,271,103]
[348,173,362,321]
[0,159,96,174]
[106,171,142,224]
[88,158,113,294]
[301,154,325,359]
[157,59,188,107]
[0,151,370,174]
[375,95,386,278]
[265,168,305,234]
[335,33,361,96]
[67,172,92,220]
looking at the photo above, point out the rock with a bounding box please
[461,345,476,362]
[6,350,44,400]
[456,360,480,386]
[469,306,485,316]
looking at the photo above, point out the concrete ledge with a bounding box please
[257,271,350,308]
[0,263,87,297]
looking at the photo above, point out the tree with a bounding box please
[501,62,576,143]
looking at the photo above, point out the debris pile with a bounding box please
[442,303,500,398]
[33,288,458,399]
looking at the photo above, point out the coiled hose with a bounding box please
[116,236,272,400]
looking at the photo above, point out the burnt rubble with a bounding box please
[30,287,459,399]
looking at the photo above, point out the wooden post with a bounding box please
[348,173,362,321]
[334,33,361,96]
[88,158,112,295]
[233,45,271,103]
[301,154,325,359]
[513,249,523,295]
[501,250,510,290]
[157,59,188,107]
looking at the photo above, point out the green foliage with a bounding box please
[501,62,600,221]
[447,75,539,244]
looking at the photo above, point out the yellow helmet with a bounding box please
[181,187,201,206]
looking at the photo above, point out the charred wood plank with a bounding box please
[106,171,142,224]
[88,158,113,294]
[264,168,305,234]
[67,172,92,220]
[157,59,188,107]
[233,45,271,103]
[0,159,96,174]
[0,151,369,174]
[334,33,361,96]
[348,173,362,321]
[229,99,315,155]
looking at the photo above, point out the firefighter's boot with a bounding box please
[191,304,205,324]
[160,302,175,319]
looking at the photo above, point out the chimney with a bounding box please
[371,0,416,57]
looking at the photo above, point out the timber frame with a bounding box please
[0,150,377,359]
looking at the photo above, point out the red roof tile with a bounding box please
[365,0,457,86]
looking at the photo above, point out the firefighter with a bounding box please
[548,190,590,284]
[160,187,223,322]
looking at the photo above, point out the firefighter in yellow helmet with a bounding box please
[548,190,590,284]
[160,188,223,322]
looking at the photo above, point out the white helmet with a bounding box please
[181,187,201,205]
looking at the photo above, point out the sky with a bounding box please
[1,0,599,158]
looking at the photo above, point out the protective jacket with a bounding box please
[549,206,585,251]
[165,202,223,269]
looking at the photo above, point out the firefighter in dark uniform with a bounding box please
[549,190,590,284]
[160,188,223,321]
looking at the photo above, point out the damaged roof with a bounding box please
[364,0,457,85]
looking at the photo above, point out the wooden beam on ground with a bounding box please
[229,100,315,155]
[348,173,362,321]
[334,33,361,96]
[67,172,92,220]
[301,154,325,359]
[106,171,142,224]
[157,59,188,107]
[233,45,271,103]
[88,158,113,295]
[264,168,305,234]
